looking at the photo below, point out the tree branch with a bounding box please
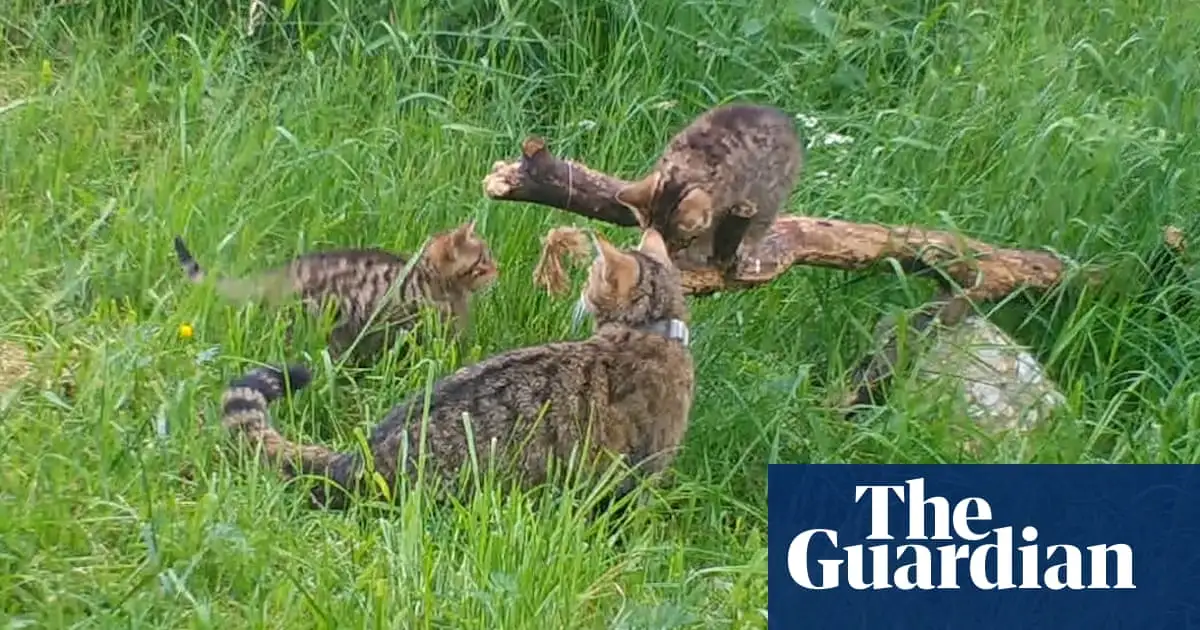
[482,136,1072,301]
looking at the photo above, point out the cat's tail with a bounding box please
[173,235,208,283]
[221,363,363,508]
[173,235,295,305]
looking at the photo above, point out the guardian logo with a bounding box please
[768,464,1200,628]
[785,477,1135,591]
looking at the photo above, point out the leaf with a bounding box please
[372,471,393,502]
[793,0,838,41]
[741,18,766,38]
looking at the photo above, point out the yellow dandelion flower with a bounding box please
[178,323,194,339]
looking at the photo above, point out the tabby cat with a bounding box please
[173,221,498,366]
[218,227,694,510]
[614,102,804,275]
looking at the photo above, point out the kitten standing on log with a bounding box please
[217,227,694,510]
[173,221,498,366]
[614,102,803,275]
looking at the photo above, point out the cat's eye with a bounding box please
[465,252,491,277]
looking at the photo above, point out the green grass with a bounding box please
[3,0,1200,626]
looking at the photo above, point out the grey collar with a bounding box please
[639,318,690,347]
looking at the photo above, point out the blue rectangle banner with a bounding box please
[767,464,1200,629]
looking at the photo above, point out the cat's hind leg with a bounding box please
[586,477,640,535]
[738,215,777,277]
[739,213,774,250]
[670,246,712,272]
[328,318,366,364]
[283,320,297,349]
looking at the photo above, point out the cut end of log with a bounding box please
[482,162,519,198]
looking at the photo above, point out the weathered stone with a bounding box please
[843,298,1066,437]
[913,314,1066,435]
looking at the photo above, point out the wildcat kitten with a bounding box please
[218,227,694,510]
[614,102,804,275]
[173,221,498,366]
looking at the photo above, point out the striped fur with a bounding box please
[614,103,803,275]
[219,228,695,512]
[220,363,365,508]
[173,222,498,365]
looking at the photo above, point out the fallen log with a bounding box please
[482,136,1073,301]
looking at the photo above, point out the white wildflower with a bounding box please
[820,132,854,146]
[795,113,821,129]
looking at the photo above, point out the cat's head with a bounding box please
[426,220,499,292]
[573,227,688,331]
[614,171,714,243]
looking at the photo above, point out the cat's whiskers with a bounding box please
[570,293,590,334]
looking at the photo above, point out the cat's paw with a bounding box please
[729,201,757,219]
[671,256,707,272]
[705,254,744,279]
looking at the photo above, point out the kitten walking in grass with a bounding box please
[173,221,498,366]
[614,102,804,275]
[218,227,694,510]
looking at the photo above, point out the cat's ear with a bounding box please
[674,187,713,233]
[589,230,637,288]
[446,221,478,252]
[453,220,477,242]
[587,229,619,263]
[615,172,660,228]
[638,228,672,265]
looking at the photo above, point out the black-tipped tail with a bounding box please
[173,235,205,282]
[221,363,313,422]
[220,362,361,509]
[228,363,312,401]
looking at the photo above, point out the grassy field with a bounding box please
[2,0,1199,626]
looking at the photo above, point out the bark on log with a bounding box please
[482,136,1073,301]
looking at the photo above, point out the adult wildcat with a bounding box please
[218,227,694,510]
